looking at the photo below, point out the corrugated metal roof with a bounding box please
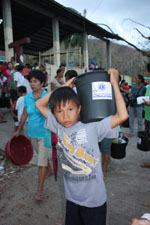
[0,0,123,56]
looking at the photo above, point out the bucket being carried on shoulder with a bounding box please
[74,70,116,123]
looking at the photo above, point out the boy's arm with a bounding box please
[36,77,75,118]
[35,93,51,119]
[108,69,128,128]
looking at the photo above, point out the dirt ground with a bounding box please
[0,108,150,225]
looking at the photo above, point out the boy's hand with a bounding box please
[108,68,119,85]
[63,77,75,88]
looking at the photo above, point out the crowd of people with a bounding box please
[0,59,150,225]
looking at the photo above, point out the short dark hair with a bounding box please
[18,85,27,94]
[56,68,62,75]
[28,70,46,83]
[137,74,144,83]
[65,70,78,80]
[49,87,81,113]
[15,64,24,72]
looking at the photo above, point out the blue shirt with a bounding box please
[24,90,47,138]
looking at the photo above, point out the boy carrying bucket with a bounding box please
[35,69,128,225]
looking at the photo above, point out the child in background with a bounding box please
[35,69,128,225]
[14,64,24,89]
[65,70,78,82]
[9,90,19,131]
[16,86,27,135]
[65,69,78,93]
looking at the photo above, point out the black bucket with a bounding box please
[137,131,150,151]
[111,137,128,159]
[74,70,116,123]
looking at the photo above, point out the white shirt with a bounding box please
[0,76,7,85]
[14,72,24,87]
[22,78,32,94]
[16,96,25,122]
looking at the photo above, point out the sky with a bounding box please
[56,0,150,47]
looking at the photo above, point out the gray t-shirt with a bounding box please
[45,111,118,207]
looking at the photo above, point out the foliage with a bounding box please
[64,34,83,49]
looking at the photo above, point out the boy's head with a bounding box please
[18,85,27,96]
[49,87,81,127]
[65,70,78,82]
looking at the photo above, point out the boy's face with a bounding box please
[54,100,81,128]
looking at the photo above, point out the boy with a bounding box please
[35,69,128,225]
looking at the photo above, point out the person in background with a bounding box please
[0,111,7,123]
[32,62,39,70]
[40,64,48,90]
[65,70,78,82]
[6,62,14,89]
[0,62,7,77]
[141,63,150,168]
[0,70,7,123]
[139,63,150,208]
[14,64,24,89]
[89,62,95,70]
[35,69,128,225]
[13,70,52,201]
[51,68,64,91]
[15,86,27,135]
[65,69,78,94]
[10,56,16,66]
[120,79,130,107]
[59,63,66,75]
[98,138,112,179]
[21,67,32,94]
[9,90,19,131]
[128,74,146,137]
[0,69,8,98]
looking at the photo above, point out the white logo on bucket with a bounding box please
[92,82,112,100]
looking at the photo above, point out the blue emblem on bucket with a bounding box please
[98,83,105,91]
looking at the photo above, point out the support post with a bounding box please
[83,32,88,71]
[106,40,111,69]
[2,0,14,62]
[52,18,60,66]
